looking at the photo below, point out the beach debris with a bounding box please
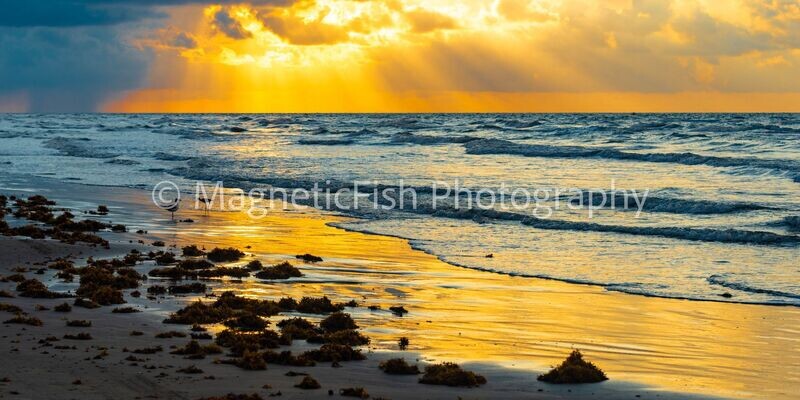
[302,344,365,362]
[320,312,358,332]
[111,224,126,232]
[485,254,493,258]
[245,260,263,271]
[155,252,177,265]
[207,247,246,262]
[295,254,323,263]
[223,313,269,331]
[233,350,267,370]
[66,319,91,327]
[294,376,321,390]
[112,306,141,313]
[215,329,281,356]
[398,337,409,350]
[182,245,206,257]
[170,340,222,359]
[63,333,92,340]
[130,345,163,354]
[537,350,608,384]
[16,279,69,298]
[147,285,167,295]
[313,330,369,346]
[0,303,23,314]
[389,306,408,316]
[4,314,43,326]
[2,273,26,283]
[339,388,369,398]
[277,317,322,341]
[152,241,166,247]
[191,324,208,332]
[719,292,733,298]
[129,331,144,336]
[367,305,381,311]
[197,266,250,279]
[164,292,281,325]
[296,296,345,314]
[168,283,207,294]
[254,261,302,280]
[262,350,316,367]
[53,302,72,312]
[379,358,420,375]
[155,330,187,338]
[195,394,264,400]
[419,362,486,387]
[97,205,109,215]
[0,290,14,298]
[74,298,100,309]
[177,365,204,374]
[178,259,214,270]
[191,332,213,340]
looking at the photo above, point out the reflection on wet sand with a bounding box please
[126,195,800,400]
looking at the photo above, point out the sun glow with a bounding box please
[106,0,800,112]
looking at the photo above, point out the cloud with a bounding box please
[0,26,151,111]
[0,0,293,27]
[213,8,252,39]
[404,9,457,33]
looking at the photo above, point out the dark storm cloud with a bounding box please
[0,26,152,112]
[0,1,294,27]
[0,1,292,111]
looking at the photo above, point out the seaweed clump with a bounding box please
[207,247,245,262]
[419,362,486,387]
[537,350,608,384]
[164,292,281,325]
[295,296,344,314]
[294,376,321,389]
[339,388,369,398]
[302,344,365,362]
[16,279,69,299]
[379,358,420,375]
[4,314,43,326]
[182,245,206,257]
[295,254,322,263]
[254,261,302,280]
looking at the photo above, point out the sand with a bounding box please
[1,174,796,399]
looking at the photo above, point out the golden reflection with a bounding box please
[131,192,800,400]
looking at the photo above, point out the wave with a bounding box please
[520,217,800,246]
[464,139,800,173]
[105,158,140,165]
[781,216,800,229]
[298,138,355,145]
[44,137,119,159]
[707,274,800,300]
[390,133,479,145]
[153,152,192,161]
[571,191,772,214]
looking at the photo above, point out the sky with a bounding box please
[1,0,800,112]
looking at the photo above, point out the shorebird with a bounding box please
[165,198,179,221]
[197,196,212,215]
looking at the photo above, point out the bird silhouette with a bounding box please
[165,198,179,221]
[197,196,211,215]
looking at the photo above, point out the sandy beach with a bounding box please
[0,174,797,399]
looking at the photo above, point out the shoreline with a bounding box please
[332,220,800,308]
[1,174,798,399]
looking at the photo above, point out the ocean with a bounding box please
[1,113,798,305]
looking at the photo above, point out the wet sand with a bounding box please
[1,174,798,399]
